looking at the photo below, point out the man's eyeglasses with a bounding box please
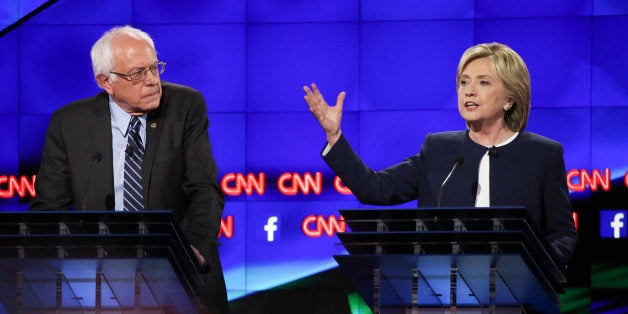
[110,61,166,83]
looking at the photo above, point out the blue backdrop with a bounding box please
[1,0,628,313]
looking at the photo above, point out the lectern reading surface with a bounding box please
[0,211,206,313]
[334,207,565,314]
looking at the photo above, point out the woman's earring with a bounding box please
[503,104,510,111]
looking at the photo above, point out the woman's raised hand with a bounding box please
[303,83,346,146]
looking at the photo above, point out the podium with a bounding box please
[0,211,207,313]
[333,207,566,314]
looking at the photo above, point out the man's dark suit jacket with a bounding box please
[324,130,578,264]
[30,81,228,313]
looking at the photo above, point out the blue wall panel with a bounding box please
[246,23,360,112]
[361,0,474,20]
[134,0,245,24]
[359,110,463,170]
[476,0,592,18]
[592,16,628,107]
[0,116,18,174]
[526,107,591,171]
[24,0,131,24]
[0,31,17,114]
[246,0,359,23]
[220,200,246,292]
[361,20,472,111]
[591,107,628,171]
[143,24,247,113]
[18,26,104,114]
[18,114,49,169]
[475,17,591,109]
[210,113,247,175]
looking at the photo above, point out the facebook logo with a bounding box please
[264,216,279,242]
[600,210,627,239]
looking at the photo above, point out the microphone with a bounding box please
[488,146,498,158]
[105,194,115,211]
[125,147,133,157]
[436,156,464,207]
[82,152,102,210]
[92,152,103,163]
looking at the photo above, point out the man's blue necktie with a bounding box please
[123,116,144,211]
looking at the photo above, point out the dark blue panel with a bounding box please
[0,115,19,174]
[247,0,359,23]
[140,24,246,113]
[25,0,131,24]
[219,201,246,292]
[0,201,20,212]
[244,200,358,290]
[245,111,360,202]
[14,114,48,210]
[592,16,628,107]
[134,0,244,23]
[246,112,333,172]
[19,26,106,115]
[361,20,472,111]
[476,0,591,18]
[361,0,474,21]
[591,107,628,171]
[475,17,591,108]
[0,194,20,211]
[208,113,246,176]
[19,114,50,172]
[246,23,360,112]
[526,107,591,171]
[359,110,463,170]
[0,31,18,114]
[593,0,628,15]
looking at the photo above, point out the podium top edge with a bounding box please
[0,210,177,223]
[339,206,527,218]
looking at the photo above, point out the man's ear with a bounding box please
[96,74,114,94]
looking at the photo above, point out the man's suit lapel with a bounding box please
[88,93,115,210]
[143,84,167,206]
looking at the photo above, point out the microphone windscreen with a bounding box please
[92,152,102,163]
[105,194,115,210]
[455,155,464,166]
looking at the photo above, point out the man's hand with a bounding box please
[190,245,207,268]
